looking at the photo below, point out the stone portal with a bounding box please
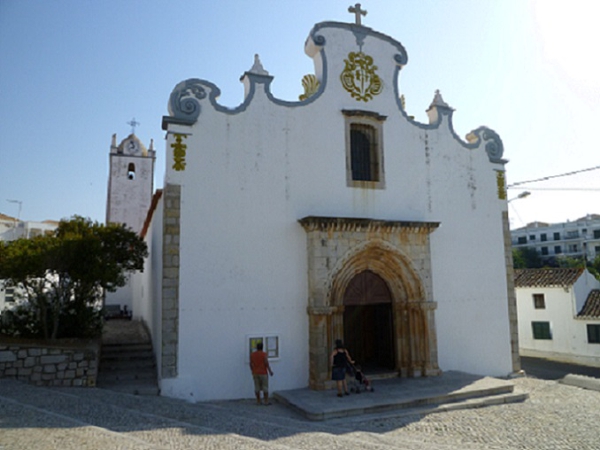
[300,216,441,390]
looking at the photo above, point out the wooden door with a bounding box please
[343,270,394,370]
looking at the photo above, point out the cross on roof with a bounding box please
[348,3,367,25]
[127,117,140,134]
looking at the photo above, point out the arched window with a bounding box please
[127,162,136,180]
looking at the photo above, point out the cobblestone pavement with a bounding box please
[1,376,599,450]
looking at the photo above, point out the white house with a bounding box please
[515,268,600,367]
[0,213,59,242]
[130,13,519,402]
[0,214,59,311]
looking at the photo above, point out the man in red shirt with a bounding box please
[250,342,274,405]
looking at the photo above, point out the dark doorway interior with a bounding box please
[343,270,395,371]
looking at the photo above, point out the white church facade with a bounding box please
[122,15,518,401]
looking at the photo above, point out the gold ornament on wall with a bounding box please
[299,74,320,101]
[171,134,187,171]
[496,170,507,200]
[340,51,382,102]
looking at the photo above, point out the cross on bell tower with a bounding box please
[348,3,367,25]
[127,117,140,134]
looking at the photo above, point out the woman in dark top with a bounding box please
[330,339,354,397]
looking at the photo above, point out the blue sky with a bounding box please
[1,0,599,228]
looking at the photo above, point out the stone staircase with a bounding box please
[97,320,159,396]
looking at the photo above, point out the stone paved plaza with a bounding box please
[1,376,599,449]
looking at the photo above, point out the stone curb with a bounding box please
[559,374,600,392]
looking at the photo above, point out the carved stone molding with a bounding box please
[300,215,440,389]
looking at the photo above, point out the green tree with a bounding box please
[587,255,600,280]
[512,247,543,269]
[0,217,148,340]
[556,255,586,269]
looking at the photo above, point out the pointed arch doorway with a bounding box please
[343,270,395,371]
[299,216,441,389]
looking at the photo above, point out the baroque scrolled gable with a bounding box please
[163,78,208,128]
[466,126,505,163]
[161,21,504,167]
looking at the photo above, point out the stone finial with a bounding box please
[149,138,154,151]
[429,89,451,109]
[111,133,117,147]
[248,54,269,76]
[426,90,453,125]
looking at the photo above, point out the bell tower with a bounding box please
[106,132,156,233]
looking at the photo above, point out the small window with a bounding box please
[554,232,561,240]
[350,123,379,181]
[594,229,600,239]
[529,235,536,241]
[541,247,548,255]
[541,233,547,242]
[4,287,14,303]
[248,335,280,360]
[517,236,527,244]
[343,110,386,189]
[554,246,562,254]
[595,245,600,254]
[127,163,136,180]
[567,244,578,253]
[587,324,600,344]
[532,321,552,340]
[533,294,545,309]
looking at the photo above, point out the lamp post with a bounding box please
[508,191,531,203]
[507,191,531,230]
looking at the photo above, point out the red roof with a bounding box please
[578,290,600,318]
[140,189,163,238]
[514,268,584,288]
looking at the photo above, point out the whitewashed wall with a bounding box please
[130,195,164,377]
[517,273,600,367]
[158,21,513,400]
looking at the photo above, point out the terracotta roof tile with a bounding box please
[514,268,584,288]
[140,189,163,238]
[578,290,600,318]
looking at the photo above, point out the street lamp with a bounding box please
[507,191,530,229]
[508,191,531,203]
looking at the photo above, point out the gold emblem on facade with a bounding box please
[496,170,507,200]
[171,134,187,171]
[340,51,382,102]
[299,74,320,101]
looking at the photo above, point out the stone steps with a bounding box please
[328,390,530,424]
[97,321,159,396]
[274,371,529,421]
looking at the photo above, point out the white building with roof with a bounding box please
[515,268,600,367]
[129,11,519,401]
[511,214,600,263]
[0,213,60,311]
